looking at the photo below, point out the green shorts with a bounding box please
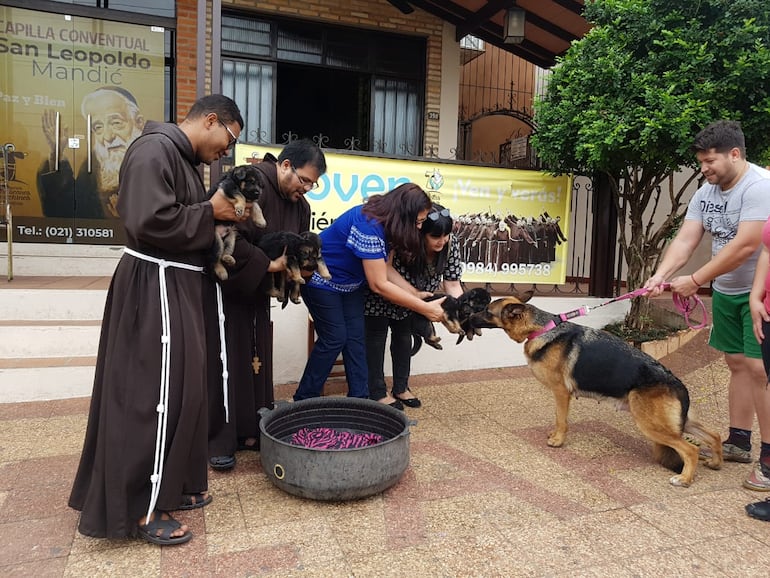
[708,290,762,358]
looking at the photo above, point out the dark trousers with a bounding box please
[365,314,412,400]
[295,284,368,400]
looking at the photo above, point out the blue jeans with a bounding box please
[294,284,369,400]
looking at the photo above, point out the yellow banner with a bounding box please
[0,6,165,244]
[237,144,573,284]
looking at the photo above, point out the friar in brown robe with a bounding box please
[208,139,326,465]
[69,95,246,542]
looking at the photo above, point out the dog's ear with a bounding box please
[501,302,526,321]
[514,290,534,303]
[232,165,247,181]
[301,231,321,246]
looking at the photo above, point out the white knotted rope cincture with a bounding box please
[215,281,230,423]
[123,248,229,522]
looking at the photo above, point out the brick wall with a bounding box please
[178,0,445,151]
[176,0,200,120]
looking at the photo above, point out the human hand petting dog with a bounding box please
[209,189,252,222]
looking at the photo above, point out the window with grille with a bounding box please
[221,13,425,155]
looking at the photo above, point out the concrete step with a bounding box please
[0,320,100,402]
[0,365,96,403]
[0,243,121,277]
[0,288,107,321]
[0,278,107,402]
[0,322,101,358]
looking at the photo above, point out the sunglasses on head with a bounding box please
[427,208,450,221]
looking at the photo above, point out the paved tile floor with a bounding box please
[1,285,769,576]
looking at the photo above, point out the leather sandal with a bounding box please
[177,492,212,510]
[137,512,192,546]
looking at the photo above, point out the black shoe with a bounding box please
[746,498,770,522]
[395,395,421,408]
[209,455,235,471]
[387,399,405,411]
[394,388,422,408]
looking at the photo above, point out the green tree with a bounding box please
[531,0,770,331]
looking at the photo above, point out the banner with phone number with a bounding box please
[237,144,572,285]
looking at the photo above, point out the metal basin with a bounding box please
[259,397,410,501]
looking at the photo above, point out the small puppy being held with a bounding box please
[469,291,723,487]
[447,287,492,344]
[258,231,331,308]
[410,295,444,355]
[207,165,267,280]
[410,288,491,355]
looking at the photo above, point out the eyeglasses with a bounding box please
[218,120,238,149]
[427,208,451,221]
[291,164,319,190]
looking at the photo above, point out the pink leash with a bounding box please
[528,283,709,339]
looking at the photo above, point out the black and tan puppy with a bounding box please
[410,288,492,355]
[470,292,723,487]
[207,165,267,280]
[449,287,492,344]
[258,231,331,308]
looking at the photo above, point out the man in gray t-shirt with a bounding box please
[645,120,770,491]
[685,162,770,294]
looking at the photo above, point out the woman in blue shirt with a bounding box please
[293,183,447,403]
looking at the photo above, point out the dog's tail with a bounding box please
[684,414,723,470]
[652,413,723,473]
[411,336,423,356]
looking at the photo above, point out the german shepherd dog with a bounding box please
[410,288,492,355]
[258,231,331,308]
[469,292,723,487]
[207,165,267,281]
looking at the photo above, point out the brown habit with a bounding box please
[68,121,216,538]
[208,159,310,457]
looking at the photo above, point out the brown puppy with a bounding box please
[470,292,723,487]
